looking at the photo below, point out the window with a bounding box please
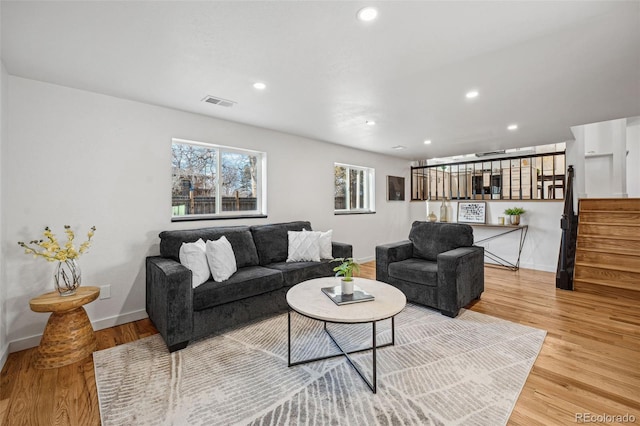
[334,163,375,213]
[171,139,266,220]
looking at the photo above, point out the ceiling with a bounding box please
[2,1,639,160]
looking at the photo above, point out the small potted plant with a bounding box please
[332,257,360,295]
[504,207,526,225]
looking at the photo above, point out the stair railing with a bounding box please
[556,165,578,290]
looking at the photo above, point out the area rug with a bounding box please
[94,304,546,425]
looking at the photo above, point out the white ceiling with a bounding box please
[2,1,639,160]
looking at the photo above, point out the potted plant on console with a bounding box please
[332,257,360,295]
[504,207,526,225]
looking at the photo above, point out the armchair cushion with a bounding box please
[409,222,474,261]
[388,258,438,287]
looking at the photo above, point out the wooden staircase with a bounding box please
[574,198,640,299]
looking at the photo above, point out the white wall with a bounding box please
[4,76,412,352]
[569,118,631,199]
[0,60,8,366]
[410,200,563,272]
[627,120,640,197]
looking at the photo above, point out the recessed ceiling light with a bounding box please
[253,82,266,90]
[423,140,432,145]
[366,120,376,126]
[465,90,479,99]
[392,145,406,150]
[357,7,378,22]
[507,124,518,131]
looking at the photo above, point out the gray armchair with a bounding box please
[376,221,484,317]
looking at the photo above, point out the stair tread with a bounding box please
[579,221,640,226]
[576,247,640,256]
[573,277,639,291]
[574,261,640,274]
[578,234,640,241]
[578,209,640,213]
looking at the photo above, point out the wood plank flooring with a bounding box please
[1,263,638,425]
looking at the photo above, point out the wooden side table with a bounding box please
[29,286,100,369]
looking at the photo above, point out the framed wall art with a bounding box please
[387,176,405,201]
[457,201,486,224]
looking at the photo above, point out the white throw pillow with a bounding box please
[205,236,238,282]
[179,239,210,288]
[287,231,321,262]
[304,228,333,259]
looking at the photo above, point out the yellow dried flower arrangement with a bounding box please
[18,225,96,262]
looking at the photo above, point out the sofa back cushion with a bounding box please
[409,221,474,261]
[250,221,312,265]
[159,226,260,268]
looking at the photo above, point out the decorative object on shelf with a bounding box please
[426,198,437,221]
[504,207,526,225]
[498,216,505,225]
[387,176,405,201]
[332,257,360,295]
[457,201,487,224]
[18,225,96,296]
[440,198,449,222]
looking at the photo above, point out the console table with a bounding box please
[29,286,100,369]
[471,224,528,271]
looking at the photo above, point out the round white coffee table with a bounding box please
[286,277,406,393]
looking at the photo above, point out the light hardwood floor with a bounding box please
[1,263,638,425]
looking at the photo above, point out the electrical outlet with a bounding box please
[99,285,111,300]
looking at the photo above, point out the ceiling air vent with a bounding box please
[475,150,505,157]
[202,95,236,108]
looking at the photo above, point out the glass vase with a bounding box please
[54,259,81,296]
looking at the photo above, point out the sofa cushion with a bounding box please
[304,228,333,259]
[159,226,259,268]
[287,231,321,262]
[388,258,438,286]
[192,266,283,311]
[267,259,335,287]
[178,238,210,288]
[409,221,474,261]
[205,236,237,282]
[250,221,311,266]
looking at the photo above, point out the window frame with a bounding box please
[171,138,267,221]
[334,162,376,214]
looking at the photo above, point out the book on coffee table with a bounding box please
[321,285,375,305]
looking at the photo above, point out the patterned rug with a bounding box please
[94,304,545,425]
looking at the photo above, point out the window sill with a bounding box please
[334,211,376,215]
[171,214,268,222]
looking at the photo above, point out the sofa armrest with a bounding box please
[436,246,484,316]
[331,241,353,259]
[146,256,194,351]
[375,241,413,283]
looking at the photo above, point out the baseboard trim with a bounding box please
[357,255,375,263]
[7,309,149,354]
[92,309,148,332]
[0,343,9,372]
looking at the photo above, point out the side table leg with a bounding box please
[288,309,291,367]
[34,307,97,369]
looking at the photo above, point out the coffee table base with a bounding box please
[287,310,396,393]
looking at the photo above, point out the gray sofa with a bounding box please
[146,221,352,352]
[376,221,484,317]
